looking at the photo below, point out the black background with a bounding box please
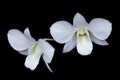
[0,0,118,80]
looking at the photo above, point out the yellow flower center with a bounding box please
[76,27,89,38]
[73,27,90,47]
[30,43,43,56]
[32,43,38,52]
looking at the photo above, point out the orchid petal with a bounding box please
[63,35,76,53]
[73,12,88,28]
[24,28,36,42]
[77,35,93,55]
[50,21,74,43]
[25,43,42,70]
[91,34,109,46]
[38,39,55,63]
[88,18,112,40]
[7,29,32,51]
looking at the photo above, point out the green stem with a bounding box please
[44,38,54,41]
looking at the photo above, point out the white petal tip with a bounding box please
[79,52,91,56]
[24,63,36,71]
[62,45,73,53]
[24,60,36,70]
[50,70,54,73]
[62,50,69,53]
[62,51,67,53]
[29,68,35,71]
[78,50,92,56]
[63,48,68,53]
[100,42,109,46]
[104,41,109,46]
[75,12,80,15]
[44,61,54,72]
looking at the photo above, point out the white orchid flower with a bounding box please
[7,28,55,72]
[50,12,112,55]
